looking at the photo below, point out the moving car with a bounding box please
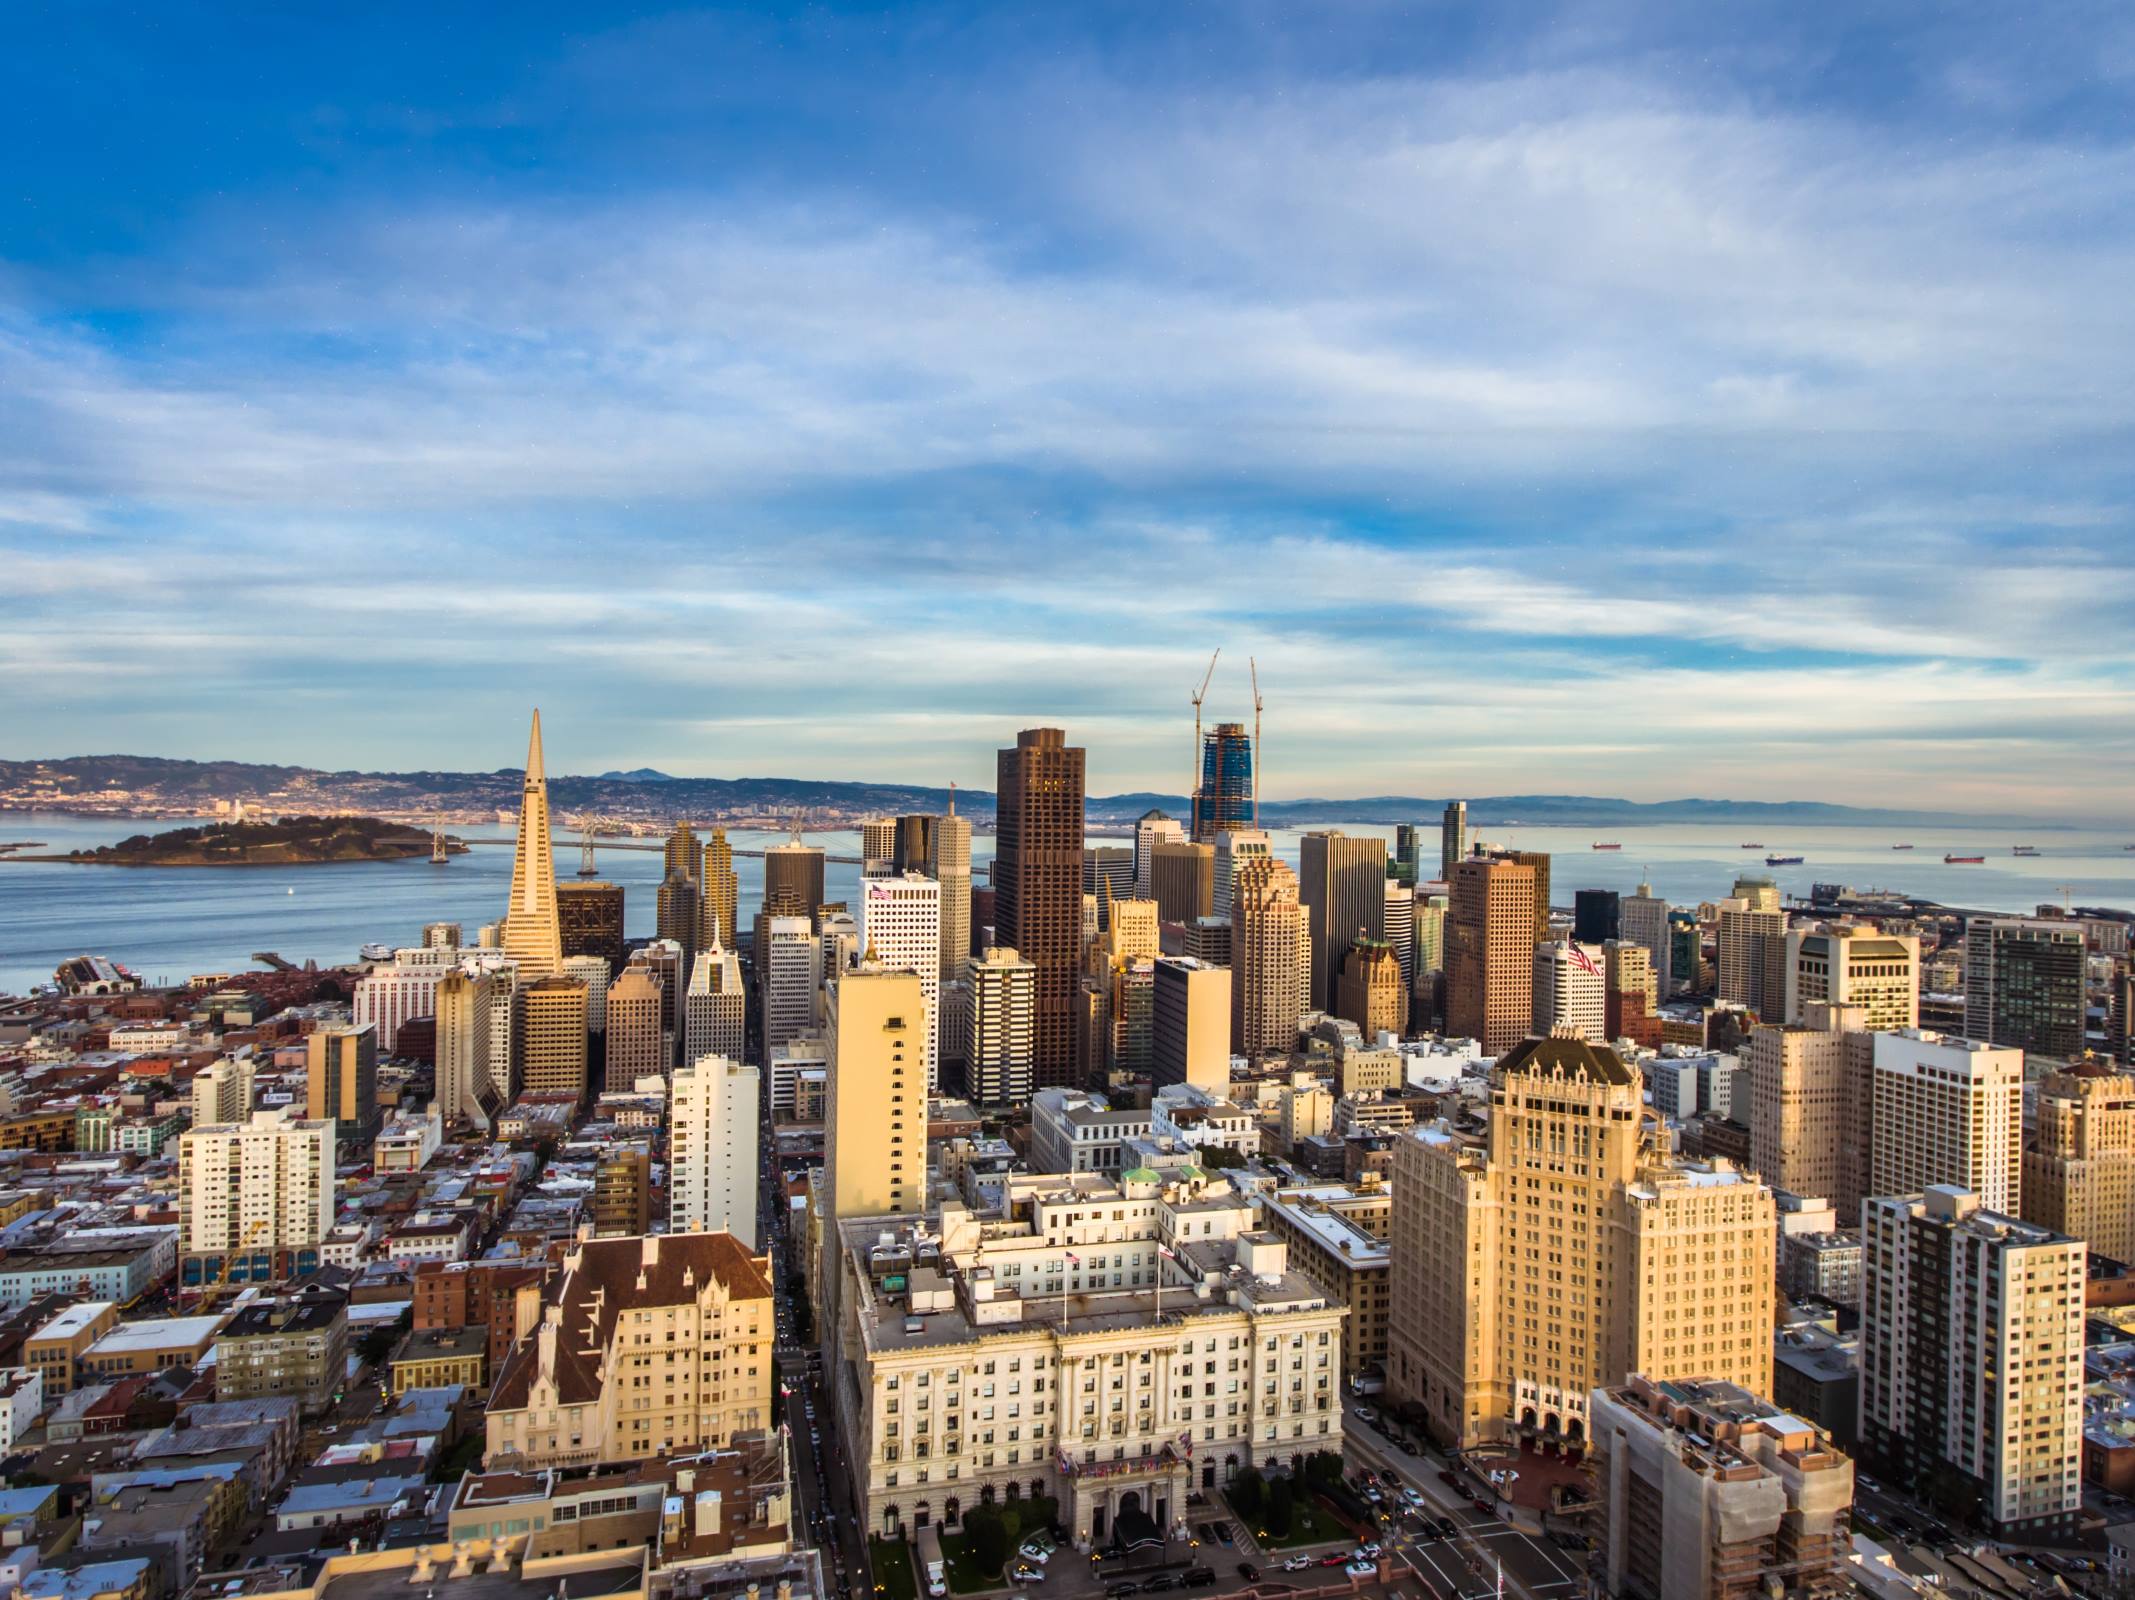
[1235,1565,1259,1582]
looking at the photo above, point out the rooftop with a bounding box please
[87,1314,227,1354]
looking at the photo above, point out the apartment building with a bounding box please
[2023,1059,2135,1264]
[176,1107,334,1289]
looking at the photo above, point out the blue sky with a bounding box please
[4,2,2133,815]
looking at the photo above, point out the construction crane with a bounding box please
[1249,656,1263,828]
[1190,649,1220,839]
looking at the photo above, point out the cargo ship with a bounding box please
[2012,846,2039,857]
[1740,842,1763,850]
[1945,853,1985,865]
[1591,842,1622,851]
[1765,854,1804,866]
[1892,843,1914,850]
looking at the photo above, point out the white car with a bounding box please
[1018,1542,1053,1565]
[1355,1543,1382,1559]
[1280,1557,1314,1572]
[1344,1560,1375,1578]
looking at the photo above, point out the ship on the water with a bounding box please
[2012,846,2039,857]
[1591,842,1621,851]
[1892,843,1914,850]
[1946,853,1986,864]
[1765,854,1804,866]
[1740,842,1763,849]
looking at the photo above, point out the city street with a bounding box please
[1340,1412,1587,1600]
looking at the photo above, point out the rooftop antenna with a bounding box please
[1249,655,1263,829]
[948,779,957,818]
[1191,648,1220,839]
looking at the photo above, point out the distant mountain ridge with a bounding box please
[0,754,2064,829]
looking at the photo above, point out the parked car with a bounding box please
[1010,1566,1045,1586]
[1106,1583,1140,1598]
[1351,1405,1372,1420]
[1344,1561,1376,1578]
[1354,1543,1382,1559]
[1280,1557,1314,1572]
[1212,1523,1234,1547]
[1317,1554,1349,1568]
[1182,1570,1216,1590]
[1235,1565,1259,1582]
[1019,1541,1054,1564]
[1438,1470,1458,1487]
[1139,1577,1177,1594]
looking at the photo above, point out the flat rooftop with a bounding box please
[88,1314,227,1353]
[30,1301,117,1341]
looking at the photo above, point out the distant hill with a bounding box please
[0,754,2058,829]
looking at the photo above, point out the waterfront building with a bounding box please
[670,1054,761,1248]
[995,728,1086,1089]
[1861,1187,2083,1537]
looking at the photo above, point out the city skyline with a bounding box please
[4,5,2133,813]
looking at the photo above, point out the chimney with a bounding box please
[642,1235,660,1269]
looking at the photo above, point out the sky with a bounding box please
[3,3,2133,816]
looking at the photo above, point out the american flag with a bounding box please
[1065,1251,1081,1265]
[1567,943,1600,979]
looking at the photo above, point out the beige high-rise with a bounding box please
[825,964,927,1222]
[1718,886,1787,1020]
[1387,1034,1775,1450]
[501,710,563,981]
[1338,938,1405,1039]
[929,808,973,978]
[2023,1060,2135,1264]
[1232,855,1305,1059]
[700,828,739,951]
[519,976,589,1098]
[1744,1002,1873,1222]
[435,968,499,1129]
[1785,924,1919,1030]
[1445,854,1539,1054]
[604,968,665,1093]
[1869,1030,2023,1214]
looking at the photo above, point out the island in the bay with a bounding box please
[65,815,460,866]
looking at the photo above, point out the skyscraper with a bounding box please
[305,1022,379,1144]
[1445,853,1539,1054]
[861,872,942,1091]
[1149,841,1215,925]
[1212,829,1271,923]
[1718,886,1788,1019]
[683,941,746,1068]
[1531,942,1605,1042]
[664,820,701,886]
[860,817,898,871]
[1300,830,1387,1013]
[1618,880,1672,997]
[1869,1030,2024,1214]
[995,727,1085,1089]
[925,808,972,982]
[501,710,563,981]
[520,976,590,1098]
[1134,809,1186,897]
[1601,940,1662,1049]
[700,829,738,952]
[557,881,626,968]
[826,964,928,1222]
[1572,889,1619,945]
[1152,957,1232,1093]
[2023,1059,2135,1265]
[1381,877,1415,992]
[604,968,665,1093]
[966,946,1036,1106]
[1386,1035,1775,1450]
[1440,800,1468,879]
[656,870,700,961]
[760,915,821,1056]
[177,1108,335,1288]
[434,968,500,1130]
[763,840,827,924]
[1338,938,1405,1039]
[1744,1003,1874,1237]
[1861,1188,2083,1538]
[1488,848,1553,942]
[669,1054,761,1249]
[1785,924,1918,1030]
[1191,722,1253,842]
[1964,917,2087,1061]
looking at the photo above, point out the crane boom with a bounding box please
[1190,649,1220,839]
[1249,656,1263,827]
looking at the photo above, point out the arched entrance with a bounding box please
[882,1506,901,1538]
[945,1497,960,1528]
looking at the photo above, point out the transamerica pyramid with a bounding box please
[501,708,563,980]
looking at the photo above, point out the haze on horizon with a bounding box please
[3,4,2133,819]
